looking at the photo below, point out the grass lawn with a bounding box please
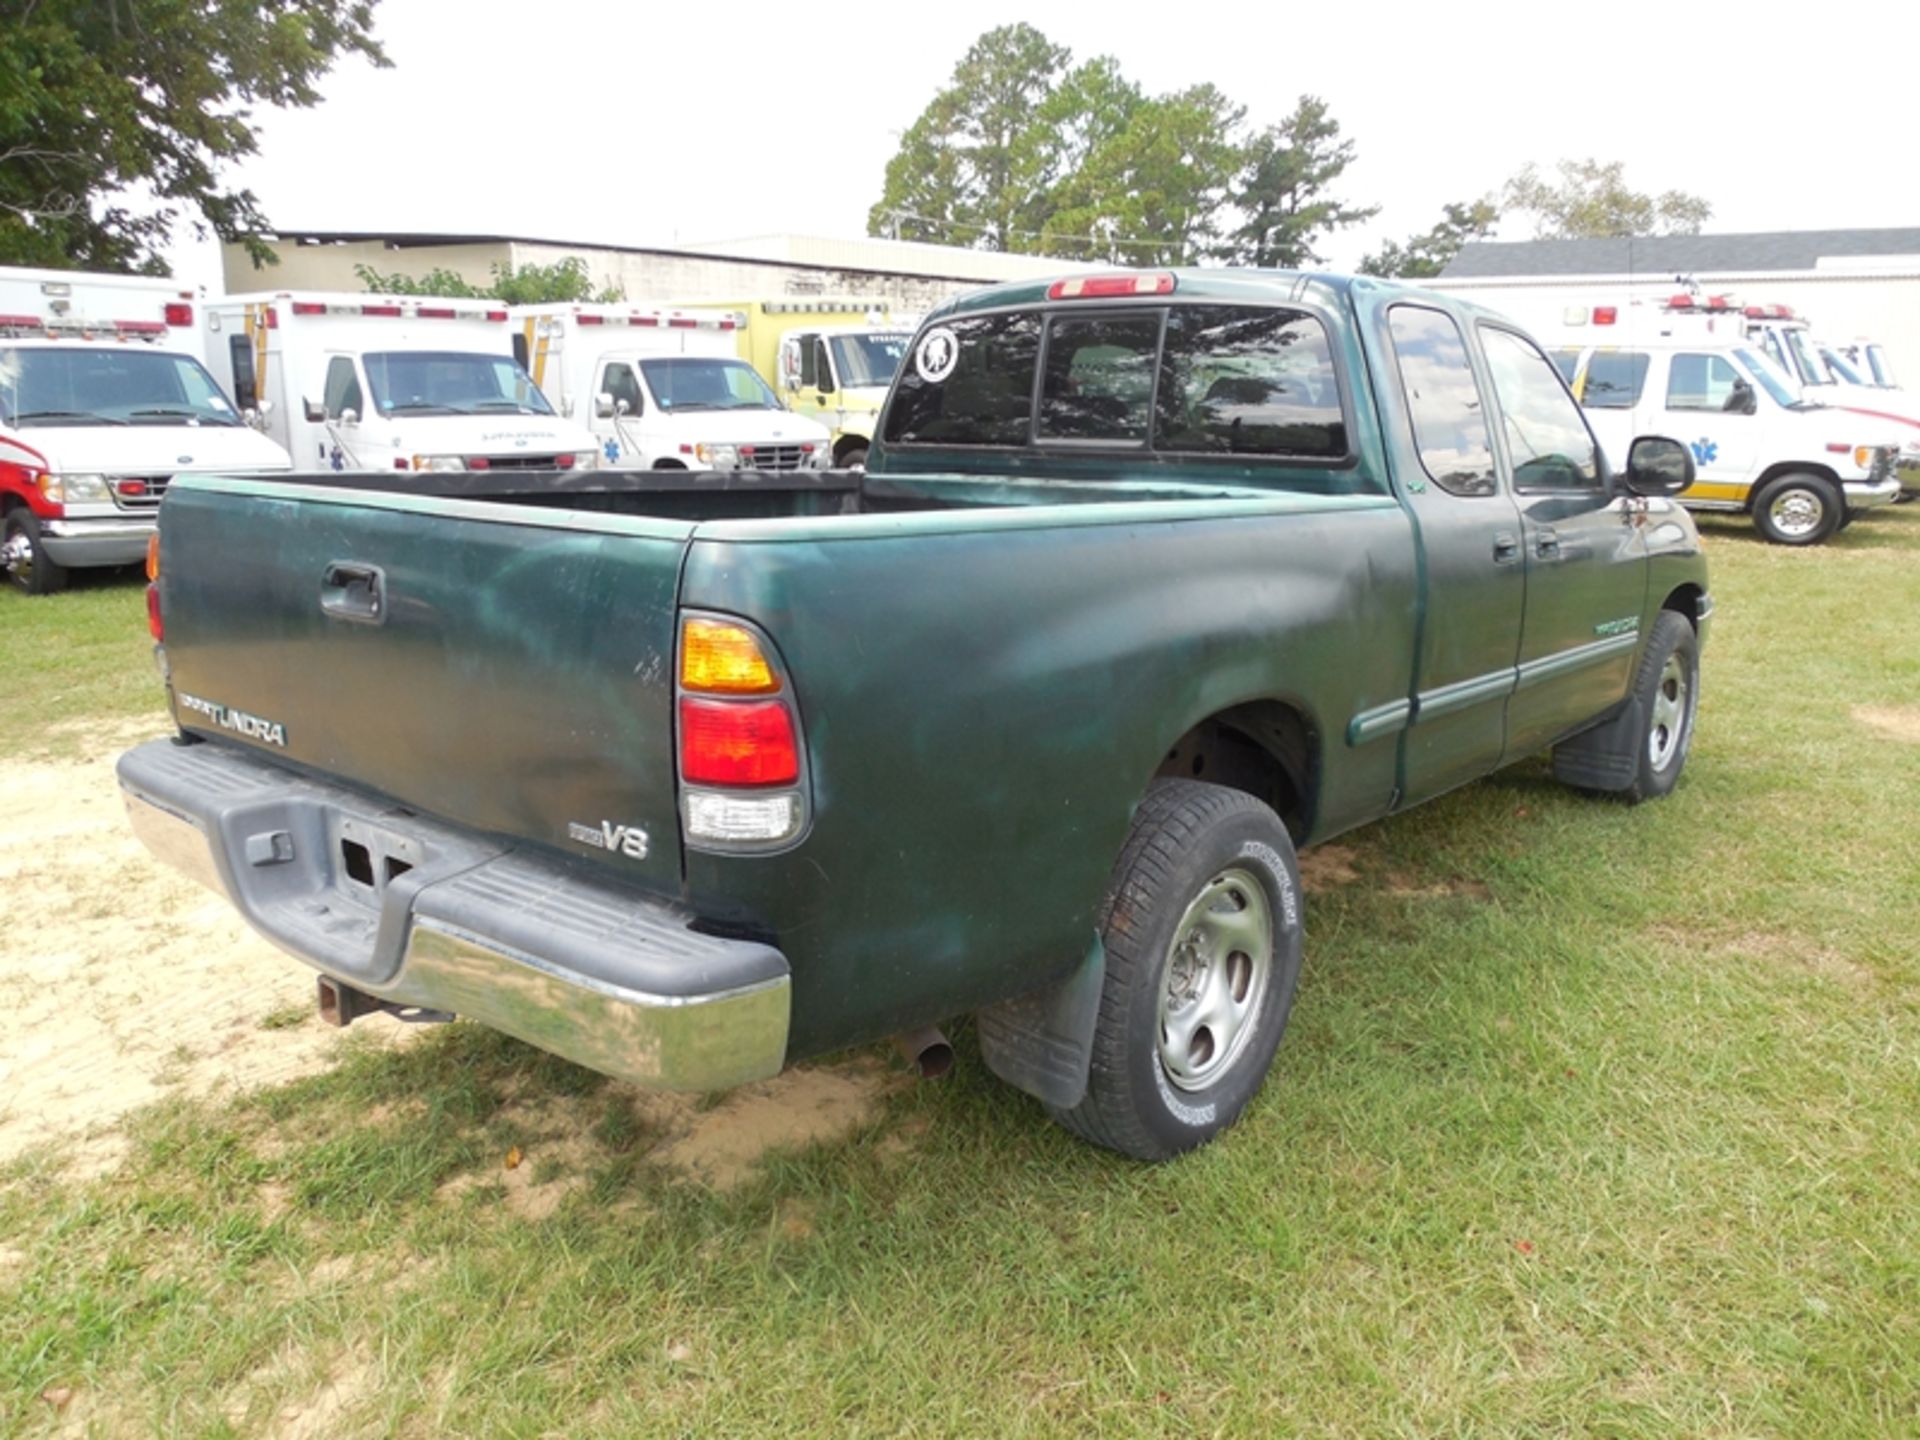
[3,509,1918,1437]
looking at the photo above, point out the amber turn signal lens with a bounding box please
[681,617,779,694]
[145,532,160,581]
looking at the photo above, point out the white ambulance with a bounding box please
[1,266,292,594]
[510,304,831,473]
[206,293,599,475]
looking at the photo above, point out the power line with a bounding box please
[877,208,1201,256]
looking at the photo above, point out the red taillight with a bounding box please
[164,302,193,327]
[361,303,402,318]
[669,317,697,329]
[291,301,326,315]
[632,314,660,327]
[718,319,736,331]
[554,453,576,470]
[1048,272,1176,301]
[393,458,410,470]
[146,583,163,641]
[576,314,605,326]
[417,306,456,319]
[1592,306,1617,325]
[679,698,799,787]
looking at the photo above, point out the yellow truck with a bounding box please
[683,299,913,468]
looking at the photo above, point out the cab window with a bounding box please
[1387,305,1497,497]
[322,356,363,419]
[1548,348,1581,384]
[1666,354,1749,412]
[1155,306,1345,459]
[601,362,643,415]
[883,311,1041,448]
[1038,313,1160,442]
[1480,327,1601,490]
[1580,350,1650,409]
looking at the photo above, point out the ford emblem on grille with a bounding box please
[177,455,193,463]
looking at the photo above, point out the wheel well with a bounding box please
[652,458,688,470]
[1153,701,1317,842]
[1661,582,1705,631]
[1753,462,1840,500]
[832,435,868,462]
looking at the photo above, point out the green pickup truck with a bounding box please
[119,270,1711,1160]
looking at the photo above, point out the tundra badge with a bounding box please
[569,820,650,860]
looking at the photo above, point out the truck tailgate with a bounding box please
[158,478,691,888]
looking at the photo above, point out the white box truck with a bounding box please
[1,266,292,594]
[206,293,600,475]
[510,304,831,472]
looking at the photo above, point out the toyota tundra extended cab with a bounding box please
[119,271,1711,1160]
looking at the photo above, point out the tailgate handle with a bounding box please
[320,562,386,625]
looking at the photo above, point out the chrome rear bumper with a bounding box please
[118,738,790,1090]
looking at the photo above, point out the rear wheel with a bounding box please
[1752,472,1841,545]
[1049,780,1303,1161]
[3,511,69,595]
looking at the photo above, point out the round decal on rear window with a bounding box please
[914,326,960,384]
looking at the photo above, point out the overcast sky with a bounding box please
[170,0,1910,289]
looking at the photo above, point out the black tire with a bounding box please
[839,446,869,471]
[1049,780,1304,1161]
[1751,472,1841,546]
[1619,610,1700,803]
[3,510,69,595]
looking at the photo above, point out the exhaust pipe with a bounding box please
[892,1025,954,1079]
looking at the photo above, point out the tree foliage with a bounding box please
[353,257,624,304]
[1502,158,1711,239]
[868,26,1372,268]
[1358,198,1500,279]
[0,0,388,274]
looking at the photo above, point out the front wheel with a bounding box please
[1752,472,1841,545]
[3,511,69,595]
[838,446,869,471]
[1049,780,1304,1161]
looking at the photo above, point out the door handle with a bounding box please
[1535,528,1561,558]
[1493,532,1520,563]
[320,562,386,625]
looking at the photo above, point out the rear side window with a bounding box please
[1667,353,1747,411]
[227,335,257,411]
[1156,306,1345,458]
[1580,350,1650,408]
[1038,313,1160,442]
[883,312,1041,447]
[1387,306,1497,497]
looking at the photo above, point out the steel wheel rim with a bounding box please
[1769,487,1825,538]
[1157,866,1274,1093]
[1,530,32,588]
[1649,652,1691,770]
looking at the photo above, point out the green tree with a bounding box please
[353,257,624,304]
[1,0,388,274]
[1358,197,1500,279]
[867,23,1068,251]
[1044,85,1245,265]
[1216,97,1376,269]
[1502,158,1711,239]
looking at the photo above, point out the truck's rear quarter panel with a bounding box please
[160,479,692,887]
[680,498,1416,1056]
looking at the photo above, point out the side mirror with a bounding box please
[1622,435,1695,498]
[303,398,325,424]
[1729,379,1757,416]
[595,391,615,419]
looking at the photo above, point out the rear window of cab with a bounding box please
[883,303,1365,488]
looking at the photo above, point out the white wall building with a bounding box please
[1433,229,1920,381]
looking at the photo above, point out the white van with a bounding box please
[207,293,599,475]
[1,267,292,594]
[1555,337,1904,544]
[510,304,831,473]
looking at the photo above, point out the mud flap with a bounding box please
[975,937,1105,1109]
[1551,695,1644,791]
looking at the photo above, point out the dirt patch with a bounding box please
[1853,704,1920,744]
[438,1100,600,1221]
[1298,843,1361,892]
[1647,923,1875,989]
[645,1062,898,1191]
[1385,871,1493,902]
[0,721,416,1175]
[222,1346,379,1440]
